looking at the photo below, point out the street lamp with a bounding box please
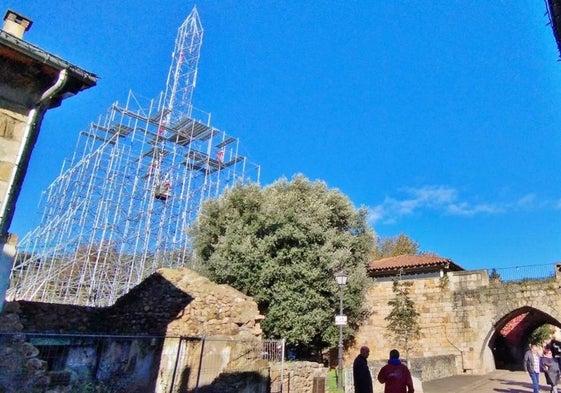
[334,270,347,390]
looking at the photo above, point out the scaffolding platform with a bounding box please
[8,7,260,307]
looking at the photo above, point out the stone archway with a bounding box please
[487,306,561,370]
[353,269,561,377]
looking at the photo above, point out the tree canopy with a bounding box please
[190,175,374,354]
[529,324,555,346]
[371,233,419,260]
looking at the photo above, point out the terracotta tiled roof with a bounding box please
[367,254,464,275]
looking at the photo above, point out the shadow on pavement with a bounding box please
[491,377,543,392]
[423,370,541,393]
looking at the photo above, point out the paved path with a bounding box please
[423,370,552,393]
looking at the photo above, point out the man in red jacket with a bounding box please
[377,349,414,393]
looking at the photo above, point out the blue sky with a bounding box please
[5,1,561,271]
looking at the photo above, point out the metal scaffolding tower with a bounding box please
[8,7,260,306]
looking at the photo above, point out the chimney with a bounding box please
[2,10,32,39]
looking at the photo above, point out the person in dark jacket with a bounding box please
[542,348,560,393]
[524,344,541,393]
[377,349,414,393]
[353,346,373,393]
[551,338,561,368]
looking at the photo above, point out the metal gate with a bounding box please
[165,337,285,393]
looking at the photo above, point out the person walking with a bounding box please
[377,349,414,393]
[542,348,561,393]
[524,344,541,393]
[551,334,561,369]
[353,346,373,393]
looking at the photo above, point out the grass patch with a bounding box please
[327,369,343,392]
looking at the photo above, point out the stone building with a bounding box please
[350,254,466,383]
[0,267,270,392]
[0,9,97,308]
[351,254,561,382]
[0,266,330,392]
[352,255,464,382]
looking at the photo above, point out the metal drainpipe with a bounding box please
[0,68,68,238]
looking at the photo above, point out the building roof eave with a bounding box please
[367,254,464,277]
[0,30,98,112]
[0,29,98,89]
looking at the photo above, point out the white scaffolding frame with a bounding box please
[8,7,259,306]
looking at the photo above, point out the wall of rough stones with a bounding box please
[154,268,264,338]
[0,301,49,393]
[0,267,327,393]
[14,267,263,337]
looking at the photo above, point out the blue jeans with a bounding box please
[529,371,540,393]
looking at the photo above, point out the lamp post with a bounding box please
[334,270,348,390]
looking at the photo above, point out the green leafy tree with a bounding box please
[191,175,374,356]
[529,324,555,346]
[371,233,419,260]
[385,273,421,364]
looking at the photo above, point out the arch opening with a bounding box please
[489,306,561,370]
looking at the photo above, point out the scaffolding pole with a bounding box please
[8,7,260,306]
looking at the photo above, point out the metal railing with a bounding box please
[486,263,559,282]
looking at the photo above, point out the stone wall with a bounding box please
[350,273,465,376]
[12,264,560,389]
[410,354,457,382]
[270,361,327,393]
[14,267,263,338]
[155,268,263,338]
[350,270,561,377]
[0,302,49,393]
[0,267,269,392]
